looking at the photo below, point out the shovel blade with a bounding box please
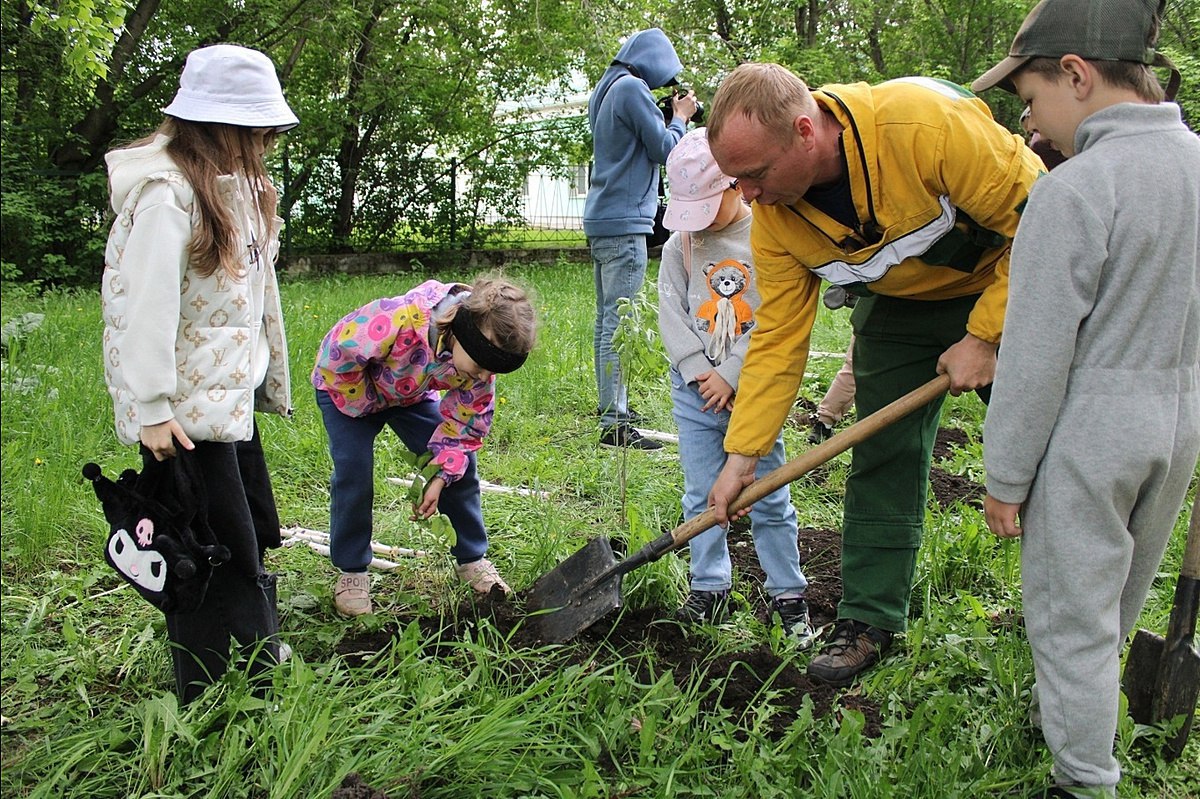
[1123,628,1200,761]
[526,536,625,644]
[1151,637,1200,761]
[1124,629,1165,725]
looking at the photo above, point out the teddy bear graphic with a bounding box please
[696,259,755,363]
[697,259,754,334]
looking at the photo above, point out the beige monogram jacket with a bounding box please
[102,135,291,446]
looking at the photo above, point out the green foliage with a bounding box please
[4,1,1198,282]
[395,448,456,547]
[0,164,108,284]
[28,0,126,82]
[612,283,669,387]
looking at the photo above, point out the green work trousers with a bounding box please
[841,292,986,632]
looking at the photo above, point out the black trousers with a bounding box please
[160,424,281,704]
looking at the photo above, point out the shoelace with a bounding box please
[683,591,724,615]
[822,620,865,655]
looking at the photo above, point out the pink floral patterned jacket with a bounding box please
[312,280,494,483]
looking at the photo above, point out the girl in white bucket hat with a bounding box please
[100,44,297,703]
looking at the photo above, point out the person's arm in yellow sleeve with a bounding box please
[933,98,1043,394]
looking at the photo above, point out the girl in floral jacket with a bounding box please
[313,277,536,616]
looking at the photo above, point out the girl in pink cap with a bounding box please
[657,128,814,645]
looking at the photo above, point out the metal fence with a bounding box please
[448,159,590,249]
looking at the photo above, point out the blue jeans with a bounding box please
[591,234,647,427]
[316,389,488,571]
[670,369,807,597]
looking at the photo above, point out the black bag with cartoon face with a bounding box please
[83,450,230,613]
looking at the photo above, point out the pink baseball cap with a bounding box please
[663,128,733,232]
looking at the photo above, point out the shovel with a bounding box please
[1122,492,1200,761]
[526,374,951,643]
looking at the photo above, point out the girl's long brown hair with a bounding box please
[128,118,280,277]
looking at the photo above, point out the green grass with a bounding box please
[2,263,1197,798]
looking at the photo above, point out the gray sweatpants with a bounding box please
[1019,371,1199,790]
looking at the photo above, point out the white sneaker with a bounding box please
[333,571,372,617]
[455,558,511,595]
[277,642,293,663]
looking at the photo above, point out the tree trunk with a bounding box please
[867,7,886,74]
[331,0,387,251]
[795,0,820,47]
[50,0,163,175]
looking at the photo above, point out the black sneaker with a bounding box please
[597,408,645,424]
[808,419,834,444]
[676,589,731,624]
[600,424,662,450]
[771,596,817,650]
[806,619,893,687]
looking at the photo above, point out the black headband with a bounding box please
[450,306,528,374]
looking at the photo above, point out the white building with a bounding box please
[495,72,591,231]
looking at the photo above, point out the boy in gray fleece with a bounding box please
[973,1,1198,796]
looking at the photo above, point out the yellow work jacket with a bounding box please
[728,78,1044,456]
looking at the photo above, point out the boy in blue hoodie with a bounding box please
[584,28,697,449]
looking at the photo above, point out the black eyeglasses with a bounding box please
[729,179,740,191]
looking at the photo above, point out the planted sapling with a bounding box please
[397,449,456,547]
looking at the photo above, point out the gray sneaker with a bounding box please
[771,596,817,650]
[333,571,372,618]
[676,589,731,624]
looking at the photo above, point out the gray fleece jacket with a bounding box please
[657,213,759,389]
[983,102,1200,503]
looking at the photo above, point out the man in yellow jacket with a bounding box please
[705,63,1044,686]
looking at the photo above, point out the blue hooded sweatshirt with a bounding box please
[583,28,686,238]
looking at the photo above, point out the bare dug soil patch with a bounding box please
[930,427,984,509]
[331,428,982,799]
[789,407,982,511]
[330,526,869,799]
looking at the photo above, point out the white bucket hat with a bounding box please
[163,44,299,132]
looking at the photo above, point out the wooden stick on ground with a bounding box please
[280,526,427,571]
[386,476,552,499]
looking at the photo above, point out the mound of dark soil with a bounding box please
[328,427,987,769]
[932,426,971,460]
[928,469,985,509]
[332,524,882,746]
[930,427,985,509]
[331,773,391,799]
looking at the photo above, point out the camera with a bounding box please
[822,285,858,310]
[658,88,704,126]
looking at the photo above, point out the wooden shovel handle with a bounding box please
[1183,493,1200,580]
[669,373,952,547]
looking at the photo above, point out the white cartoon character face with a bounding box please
[107,526,167,593]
